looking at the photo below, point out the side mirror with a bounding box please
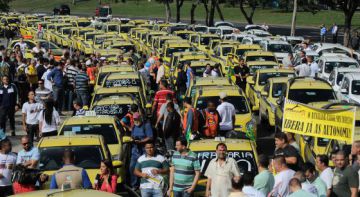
[341,88,348,94]
[261,91,268,97]
[122,136,132,143]
[112,160,123,168]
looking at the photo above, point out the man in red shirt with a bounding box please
[152,80,175,119]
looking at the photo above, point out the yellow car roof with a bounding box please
[245,51,275,56]
[10,189,119,197]
[106,72,139,80]
[175,52,209,60]
[93,95,136,105]
[269,77,290,83]
[257,68,295,74]
[247,61,279,66]
[289,78,333,90]
[148,31,167,35]
[200,86,244,97]
[94,86,140,94]
[165,42,191,48]
[99,65,133,73]
[189,139,253,151]
[62,115,116,125]
[235,44,262,50]
[199,34,220,38]
[38,135,103,148]
[194,77,232,86]
[190,60,217,67]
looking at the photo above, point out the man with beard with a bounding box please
[205,143,241,197]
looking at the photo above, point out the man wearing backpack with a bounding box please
[201,100,221,138]
[182,97,199,140]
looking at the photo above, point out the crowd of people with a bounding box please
[0,26,359,197]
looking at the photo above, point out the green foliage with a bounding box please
[0,0,12,12]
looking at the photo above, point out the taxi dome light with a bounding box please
[214,137,225,142]
[64,131,75,136]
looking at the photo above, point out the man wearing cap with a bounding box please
[217,92,236,136]
[129,112,153,188]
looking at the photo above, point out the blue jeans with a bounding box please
[52,86,64,113]
[129,147,142,187]
[64,88,74,111]
[173,190,193,197]
[76,91,89,106]
[140,188,163,197]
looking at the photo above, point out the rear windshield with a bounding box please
[60,124,118,144]
[196,96,249,114]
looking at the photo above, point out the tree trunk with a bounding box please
[290,0,297,36]
[215,1,224,21]
[72,0,76,5]
[239,0,255,24]
[343,13,353,47]
[190,1,198,24]
[204,0,210,26]
[209,0,216,26]
[165,0,171,23]
[176,0,181,22]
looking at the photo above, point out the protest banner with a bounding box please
[282,99,356,143]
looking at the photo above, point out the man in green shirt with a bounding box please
[167,137,200,197]
[332,150,358,197]
[303,162,327,197]
[254,154,274,196]
[288,178,316,197]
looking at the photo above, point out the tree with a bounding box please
[190,0,200,24]
[333,0,360,47]
[290,0,297,36]
[175,0,184,22]
[239,0,257,24]
[0,0,12,12]
[164,0,172,22]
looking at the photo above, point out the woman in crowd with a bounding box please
[38,99,60,137]
[94,159,117,193]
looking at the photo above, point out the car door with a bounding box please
[339,77,350,101]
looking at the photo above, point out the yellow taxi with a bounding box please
[174,29,197,40]
[189,33,220,52]
[186,60,218,78]
[162,41,193,63]
[9,189,119,197]
[119,24,136,40]
[90,95,139,118]
[258,77,289,127]
[211,44,237,73]
[71,18,92,28]
[152,35,182,54]
[38,135,123,188]
[226,44,262,68]
[244,51,278,64]
[169,51,209,69]
[101,71,146,93]
[185,76,233,98]
[142,31,168,55]
[274,77,337,133]
[91,86,151,116]
[94,64,135,91]
[246,68,295,111]
[193,86,256,137]
[189,138,258,196]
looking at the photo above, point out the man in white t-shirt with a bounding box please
[307,56,319,77]
[316,154,334,196]
[22,91,42,144]
[270,155,296,197]
[41,65,53,91]
[216,92,236,136]
[0,138,17,196]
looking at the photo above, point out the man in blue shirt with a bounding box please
[47,62,64,115]
[129,112,153,188]
[320,24,327,43]
[50,149,92,189]
[185,62,194,89]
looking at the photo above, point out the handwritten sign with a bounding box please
[105,79,141,88]
[93,104,130,116]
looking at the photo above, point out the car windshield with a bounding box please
[222,47,232,56]
[246,55,277,62]
[222,29,233,35]
[104,78,141,88]
[93,104,131,117]
[318,138,330,147]
[288,89,336,104]
[272,83,286,98]
[39,146,103,171]
[258,72,294,85]
[208,28,217,34]
[236,49,258,57]
[200,37,212,45]
[352,80,360,95]
[61,124,119,144]
[194,27,207,33]
[120,26,132,33]
[177,33,191,40]
[166,47,192,57]
[78,21,91,27]
[192,66,207,77]
[195,150,258,178]
[324,62,359,74]
[62,28,71,35]
[196,96,249,114]
[112,45,134,53]
[249,65,276,75]
[268,44,292,53]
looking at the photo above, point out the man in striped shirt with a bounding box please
[134,141,169,197]
[168,137,200,197]
[74,67,90,107]
[64,60,78,111]
[152,80,175,119]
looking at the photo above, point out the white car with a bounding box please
[245,29,272,37]
[244,24,268,31]
[337,73,360,104]
[216,26,236,38]
[230,33,249,43]
[318,54,359,81]
[214,21,234,28]
[259,40,292,62]
[192,25,208,33]
[206,27,219,34]
[313,42,360,61]
[329,67,360,92]
[280,36,304,46]
[241,36,265,45]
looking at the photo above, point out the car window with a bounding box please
[61,124,119,144]
[288,89,336,104]
[196,96,249,114]
[272,83,286,98]
[39,146,104,171]
[351,80,360,95]
[325,62,359,74]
